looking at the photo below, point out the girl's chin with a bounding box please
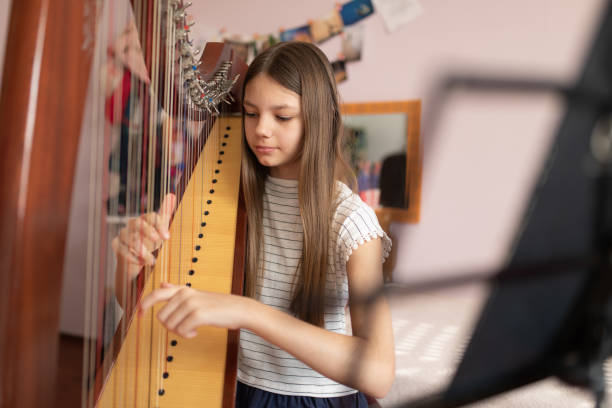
[256,157,277,167]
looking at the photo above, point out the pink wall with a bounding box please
[193,0,605,282]
[192,0,602,102]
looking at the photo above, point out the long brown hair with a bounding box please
[241,42,354,327]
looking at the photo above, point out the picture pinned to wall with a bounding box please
[279,25,314,43]
[193,0,422,86]
[332,59,347,83]
[341,24,364,62]
[372,0,423,32]
[309,10,344,43]
[340,0,375,26]
[254,33,280,54]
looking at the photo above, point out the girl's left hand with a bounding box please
[139,282,249,338]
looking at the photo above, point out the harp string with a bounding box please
[124,0,139,404]
[110,5,132,407]
[82,0,98,403]
[142,0,152,402]
[152,1,165,404]
[110,0,125,405]
[83,0,116,405]
[117,8,132,404]
[104,1,115,404]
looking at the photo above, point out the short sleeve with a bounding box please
[336,200,392,264]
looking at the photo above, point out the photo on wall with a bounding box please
[341,24,364,62]
[309,10,344,43]
[279,25,314,43]
[340,0,375,26]
[332,59,347,83]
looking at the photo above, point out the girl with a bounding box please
[113,41,394,407]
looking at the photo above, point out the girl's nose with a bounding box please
[255,115,272,138]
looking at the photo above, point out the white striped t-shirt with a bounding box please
[237,176,392,397]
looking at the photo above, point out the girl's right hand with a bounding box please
[111,194,176,279]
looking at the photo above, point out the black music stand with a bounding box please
[393,2,612,407]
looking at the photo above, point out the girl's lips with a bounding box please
[256,146,277,154]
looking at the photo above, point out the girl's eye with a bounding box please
[276,116,292,121]
[245,112,258,118]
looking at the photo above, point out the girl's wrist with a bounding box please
[238,295,260,332]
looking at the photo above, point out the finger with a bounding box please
[161,296,196,332]
[134,217,162,243]
[113,239,143,266]
[123,221,158,251]
[144,194,176,241]
[119,226,156,253]
[143,213,170,243]
[156,287,191,323]
[159,193,176,230]
[175,310,203,338]
[112,237,138,264]
[140,286,182,312]
[118,232,157,265]
[120,217,160,249]
[127,238,156,265]
[113,236,145,266]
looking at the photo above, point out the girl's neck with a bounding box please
[267,174,299,187]
[269,163,300,180]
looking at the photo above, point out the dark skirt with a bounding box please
[235,381,370,408]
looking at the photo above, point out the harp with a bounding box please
[0,1,248,407]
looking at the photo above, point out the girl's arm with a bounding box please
[141,238,395,398]
[244,237,395,397]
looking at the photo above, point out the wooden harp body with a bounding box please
[93,116,246,408]
[0,1,247,407]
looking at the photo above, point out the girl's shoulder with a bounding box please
[334,181,364,215]
[333,182,392,263]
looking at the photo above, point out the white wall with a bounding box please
[192,0,606,282]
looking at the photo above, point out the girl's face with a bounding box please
[243,74,304,180]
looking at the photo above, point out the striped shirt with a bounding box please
[237,176,392,397]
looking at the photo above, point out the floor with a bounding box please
[377,283,611,408]
[56,334,84,408]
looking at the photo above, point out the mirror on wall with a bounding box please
[341,100,422,224]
